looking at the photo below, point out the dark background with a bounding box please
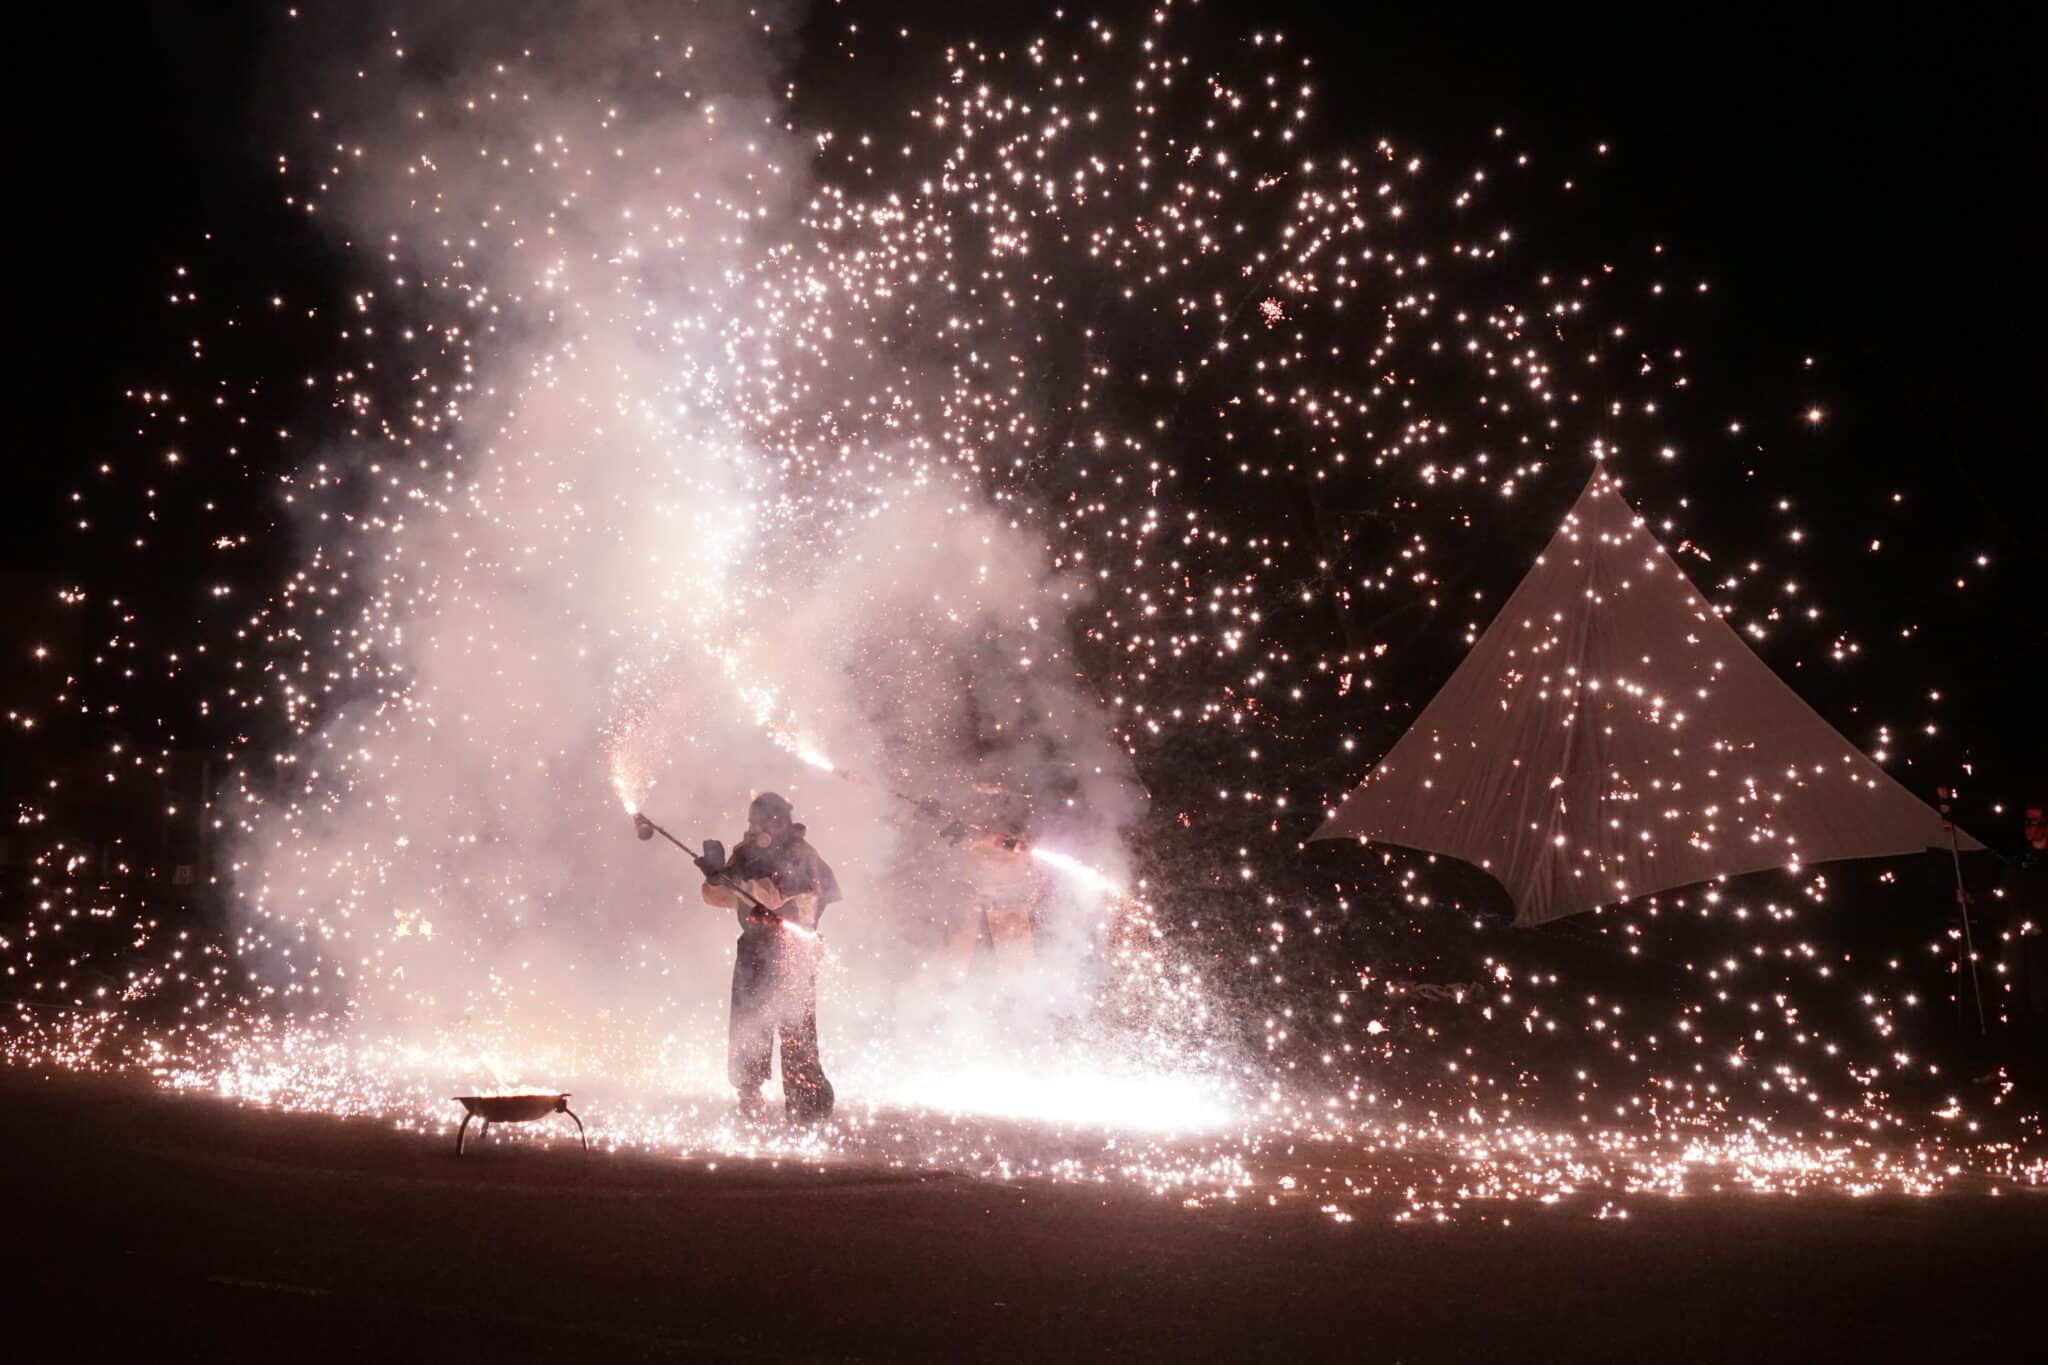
[5,0,2041,832]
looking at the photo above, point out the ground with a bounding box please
[5,1068,2041,1363]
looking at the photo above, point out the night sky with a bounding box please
[5,0,2041,828]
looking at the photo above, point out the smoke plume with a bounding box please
[232,0,1229,1129]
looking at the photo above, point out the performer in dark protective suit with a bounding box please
[2003,803,2048,1061]
[699,792,842,1121]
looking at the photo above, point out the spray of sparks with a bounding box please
[4,0,2041,1222]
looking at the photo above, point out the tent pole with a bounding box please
[1937,786,1986,1036]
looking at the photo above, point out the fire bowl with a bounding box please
[452,1092,588,1156]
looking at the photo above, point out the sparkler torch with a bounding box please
[630,811,813,936]
[821,766,1121,894]
[662,659,1124,894]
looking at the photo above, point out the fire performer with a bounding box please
[945,789,1044,978]
[2003,801,2048,1064]
[699,791,842,1122]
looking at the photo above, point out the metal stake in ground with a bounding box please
[1938,785,1987,1036]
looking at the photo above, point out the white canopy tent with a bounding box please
[1312,468,1980,925]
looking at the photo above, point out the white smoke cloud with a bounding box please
[232,0,1229,1128]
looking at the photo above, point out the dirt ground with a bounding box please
[4,1067,2041,1363]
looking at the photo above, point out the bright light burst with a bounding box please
[1031,845,1125,899]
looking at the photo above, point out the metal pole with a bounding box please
[828,765,983,834]
[1938,787,1987,1036]
[631,812,784,922]
[198,757,212,882]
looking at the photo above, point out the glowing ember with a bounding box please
[610,763,645,817]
